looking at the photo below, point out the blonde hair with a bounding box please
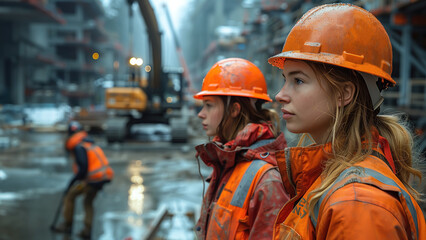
[216,96,280,143]
[304,61,422,215]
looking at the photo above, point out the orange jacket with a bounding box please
[72,141,114,183]
[195,123,290,240]
[273,132,426,239]
[206,160,276,239]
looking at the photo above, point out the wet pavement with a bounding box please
[1,126,425,240]
[0,129,210,240]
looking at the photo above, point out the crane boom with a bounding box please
[136,0,162,90]
[162,3,194,92]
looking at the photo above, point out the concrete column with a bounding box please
[13,60,25,105]
[398,23,412,107]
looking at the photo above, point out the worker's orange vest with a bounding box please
[73,142,114,183]
[274,151,425,240]
[206,160,275,240]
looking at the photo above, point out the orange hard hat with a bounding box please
[194,58,272,102]
[268,3,395,87]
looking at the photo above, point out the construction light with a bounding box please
[136,58,143,66]
[129,57,137,66]
[92,52,99,60]
[145,65,151,72]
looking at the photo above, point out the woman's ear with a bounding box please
[231,102,241,118]
[339,82,355,107]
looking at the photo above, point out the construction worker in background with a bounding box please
[268,3,426,239]
[52,121,114,239]
[193,58,290,239]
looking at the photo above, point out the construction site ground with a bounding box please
[0,126,209,240]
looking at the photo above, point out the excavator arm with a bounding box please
[105,0,188,143]
[137,0,162,91]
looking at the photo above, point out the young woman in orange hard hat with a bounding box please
[269,3,426,240]
[193,58,290,239]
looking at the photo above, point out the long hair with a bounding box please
[304,61,422,215]
[216,96,280,143]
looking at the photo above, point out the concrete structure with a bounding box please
[0,0,127,109]
[0,0,65,105]
[51,0,111,107]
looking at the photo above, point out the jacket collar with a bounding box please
[195,123,286,171]
[276,143,332,197]
[276,128,395,198]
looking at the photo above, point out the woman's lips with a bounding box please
[281,109,294,120]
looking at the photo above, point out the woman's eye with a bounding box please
[295,78,304,85]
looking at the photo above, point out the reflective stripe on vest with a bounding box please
[310,166,419,239]
[206,159,272,240]
[82,143,113,182]
[229,139,273,208]
[230,160,267,207]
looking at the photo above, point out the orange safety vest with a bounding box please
[206,159,275,239]
[275,151,426,240]
[73,142,114,183]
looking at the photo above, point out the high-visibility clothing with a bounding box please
[207,160,275,239]
[273,131,426,240]
[195,122,290,239]
[73,142,114,183]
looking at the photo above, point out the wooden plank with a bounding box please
[143,206,169,240]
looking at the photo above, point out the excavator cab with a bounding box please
[104,69,188,143]
[105,87,147,112]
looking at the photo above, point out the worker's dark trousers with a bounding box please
[63,182,98,232]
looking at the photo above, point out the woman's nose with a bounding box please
[197,109,205,119]
[275,86,290,104]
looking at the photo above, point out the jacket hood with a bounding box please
[195,123,287,171]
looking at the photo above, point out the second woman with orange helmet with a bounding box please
[193,58,290,239]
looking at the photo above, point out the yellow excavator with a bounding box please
[104,0,189,143]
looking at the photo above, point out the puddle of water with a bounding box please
[0,170,6,180]
[0,192,22,201]
[98,211,155,240]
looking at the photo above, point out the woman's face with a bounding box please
[275,60,336,144]
[198,96,224,137]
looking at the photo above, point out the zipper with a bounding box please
[285,147,296,193]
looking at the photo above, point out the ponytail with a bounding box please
[376,114,422,200]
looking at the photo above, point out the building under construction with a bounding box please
[185,0,425,149]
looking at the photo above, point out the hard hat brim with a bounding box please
[268,51,396,86]
[193,90,272,102]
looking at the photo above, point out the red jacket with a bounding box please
[273,130,426,239]
[195,123,290,239]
